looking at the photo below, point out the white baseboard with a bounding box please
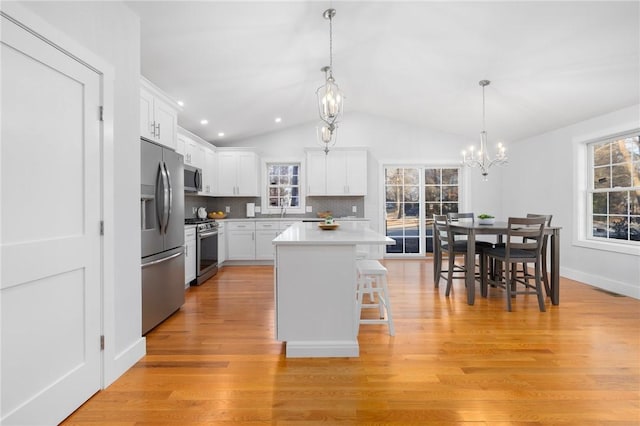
[104,337,146,388]
[285,340,359,358]
[561,267,640,299]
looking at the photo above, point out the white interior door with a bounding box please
[1,14,102,425]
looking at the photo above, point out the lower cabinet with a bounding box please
[226,220,295,261]
[226,221,256,260]
[255,222,280,260]
[184,226,196,286]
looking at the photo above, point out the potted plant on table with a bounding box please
[478,214,495,225]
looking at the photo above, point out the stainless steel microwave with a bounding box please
[184,164,202,192]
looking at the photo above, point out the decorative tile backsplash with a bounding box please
[184,194,364,219]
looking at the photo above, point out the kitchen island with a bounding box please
[273,221,394,358]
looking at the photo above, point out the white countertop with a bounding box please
[273,221,393,246]
[220,217,369,222]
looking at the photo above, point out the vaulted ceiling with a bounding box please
[126,1,640,145]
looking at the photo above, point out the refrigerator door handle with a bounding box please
[161,162,170,234]
[164,161,173,235]
[155,163,165,233]
[141,250,182,269]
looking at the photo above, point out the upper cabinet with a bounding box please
[140,77,179,150]
[202,148,217,195]
[217,149,259,196]
[306,149,367,196]
[178,127,217,196]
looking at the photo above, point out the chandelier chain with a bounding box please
[482,83,486,132]
[328,13,333,77]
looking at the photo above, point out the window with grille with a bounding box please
[589,133,640,243]
[266,163,301,212]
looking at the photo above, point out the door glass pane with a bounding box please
[385,166,460,255]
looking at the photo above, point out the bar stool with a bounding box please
[356,259,395,336]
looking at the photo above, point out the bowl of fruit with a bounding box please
[208,211,227,219]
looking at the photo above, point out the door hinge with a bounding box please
[99,106,104,121]
[100,335,105,350]
[100,220,104,235]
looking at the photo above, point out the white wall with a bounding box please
[19,1,145,384]
[502,104,640,298]
[220,111,499,237]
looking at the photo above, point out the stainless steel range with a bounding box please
[185,218,219,285]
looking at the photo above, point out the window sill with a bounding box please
[573,238,640,256]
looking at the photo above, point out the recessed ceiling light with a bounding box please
[200,119,208,125]
[217,132,225,137]
[177,100,184,107]
[275,117,282,123]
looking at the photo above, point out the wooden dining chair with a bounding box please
[519,213,553,296]
[434,215,471,296]
[485,216,547,311]
[447,212,494,295]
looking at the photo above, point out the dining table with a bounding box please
[434,220,562,306]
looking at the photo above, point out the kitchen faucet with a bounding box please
[280,193,291,218]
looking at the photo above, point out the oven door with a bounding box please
[195,228,218,284]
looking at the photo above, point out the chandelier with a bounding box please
[462,80,507,180]
[316,8,344,155]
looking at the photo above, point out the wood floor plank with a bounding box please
[62,261,640,425]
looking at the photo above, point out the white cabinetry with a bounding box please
[184,227,196,286]
[306,150,327,196]
[306,149,367,196]
[255,221,280,260]
[226,221,256,260]
[202,148,216,195]
[182,135,204,168]
[140,78,178,150]
[178,127,217,197]
[217,150,258,196]
[218,221,226,266]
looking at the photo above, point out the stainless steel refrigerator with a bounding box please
[140,139,185,335]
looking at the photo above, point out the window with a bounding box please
[384,166,460,255]
[588,134,640,243]
[263,162,303,214]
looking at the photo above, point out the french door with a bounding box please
[384,166,461,256]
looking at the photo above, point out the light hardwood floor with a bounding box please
[64,260,640,425]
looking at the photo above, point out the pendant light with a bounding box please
[315,8,344,155]
[462,80,508,180]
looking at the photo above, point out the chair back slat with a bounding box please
[448,212,474,223]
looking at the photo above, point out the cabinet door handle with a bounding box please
[150,121,156,137]
[156,123,161,139]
